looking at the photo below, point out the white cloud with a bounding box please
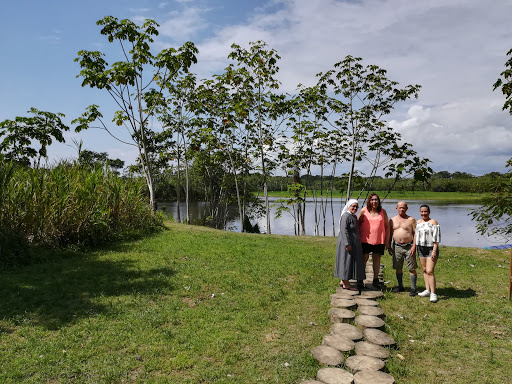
[158,7,211,42]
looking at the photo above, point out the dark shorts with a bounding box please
[362,243,385,255]
[417,245,439,258]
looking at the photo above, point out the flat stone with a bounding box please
[328,308,355,323]
[355,315,385,330]
[354,298,379,307]
[354,369,395,384]
[364,329,396,347]
[317,367,354,384]
[311,345,344,366]
[345,355,385,373]
[330,298,357,309]
[357,306,385,317]
[331,293,357,300]
[323,334,355,352]
[331,323,363,341]
[354,341,390,359]
[359,290,384,299]
[299,381,324,384]
[336,287,360,295]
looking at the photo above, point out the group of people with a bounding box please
[335,193,441,303]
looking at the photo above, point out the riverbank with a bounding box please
[0,222,510,383]
[262,191,486,203]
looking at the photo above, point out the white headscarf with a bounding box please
[338,199,359,234]
[341,199,359,217]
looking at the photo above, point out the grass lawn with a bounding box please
[264,191,486,203]
[0,223,511,383]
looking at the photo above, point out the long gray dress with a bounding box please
[335,212,365,280]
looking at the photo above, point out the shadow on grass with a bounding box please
[0,243,175,330]
[437,287,477,299]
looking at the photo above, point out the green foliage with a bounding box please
[74,16,198,209]
[0,108,69,167]
[316,56,431,199]
[493,48,512,115]
[471,159,512,240]
[78,149,125,171]
[0,160,162,267]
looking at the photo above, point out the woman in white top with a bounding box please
[414,205,441,303]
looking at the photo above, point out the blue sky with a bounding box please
[1,0,511,175]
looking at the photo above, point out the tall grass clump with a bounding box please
[0,160,162,266]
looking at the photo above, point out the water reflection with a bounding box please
[159,199,505,248]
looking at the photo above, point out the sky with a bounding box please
[1,0,511,176]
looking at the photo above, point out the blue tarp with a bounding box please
[483,244,512,250]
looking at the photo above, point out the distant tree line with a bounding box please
[151,169,507,202]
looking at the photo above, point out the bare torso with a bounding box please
[390,215,416,244]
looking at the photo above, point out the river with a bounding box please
[159,198,506,248]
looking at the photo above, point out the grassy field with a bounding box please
[0,223,511,383]
[264,191,486,203]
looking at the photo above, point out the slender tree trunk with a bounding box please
[228,148,243,232]
[176,157,182,223]
[257,83,271,234]
[346,133,357,201]
[330,162,337,236]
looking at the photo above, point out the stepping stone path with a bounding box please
[300,258,397,384]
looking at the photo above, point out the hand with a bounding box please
[346,245,352,252]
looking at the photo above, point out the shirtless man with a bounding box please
[388,201,418,296]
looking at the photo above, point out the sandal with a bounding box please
[343,286,358,291]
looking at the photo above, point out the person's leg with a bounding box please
[426,257,437,294]
[418,256,430,296]
[392,244,405,291]
[372,253,382,287]
[409,270,418,296]
[395,269,404,287]
[358,253,370,288]
[405,246,418,296]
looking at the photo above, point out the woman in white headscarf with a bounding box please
[335,199,365,290]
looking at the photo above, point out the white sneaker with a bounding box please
[430,293,438,303]
[418,290,430,297]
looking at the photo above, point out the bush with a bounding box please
[0,160,163,267]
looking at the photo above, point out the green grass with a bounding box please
[264,190,486,203]
[0,224,511,383]
[381,245,512,383]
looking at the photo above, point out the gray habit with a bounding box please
[335,212,365,280]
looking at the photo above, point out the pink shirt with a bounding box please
[360,209,386,245]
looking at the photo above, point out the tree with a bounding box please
[472,48,512,241]
[73,16,198,210]
[157,73,198,223]
[226,41,290,234]
[0,108,69,167]
[494,48,512,116]
[317,56,431,204]
[78,149,125,172]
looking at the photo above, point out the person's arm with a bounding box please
[341,214,352,252]
[410,218,417,257]
[357,208,365,225]
[388,217,394,255]
[383,209,390,252]
[431,219,440,260]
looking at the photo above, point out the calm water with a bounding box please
[159,199,506,248]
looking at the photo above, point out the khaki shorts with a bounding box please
[392,242,417,271]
